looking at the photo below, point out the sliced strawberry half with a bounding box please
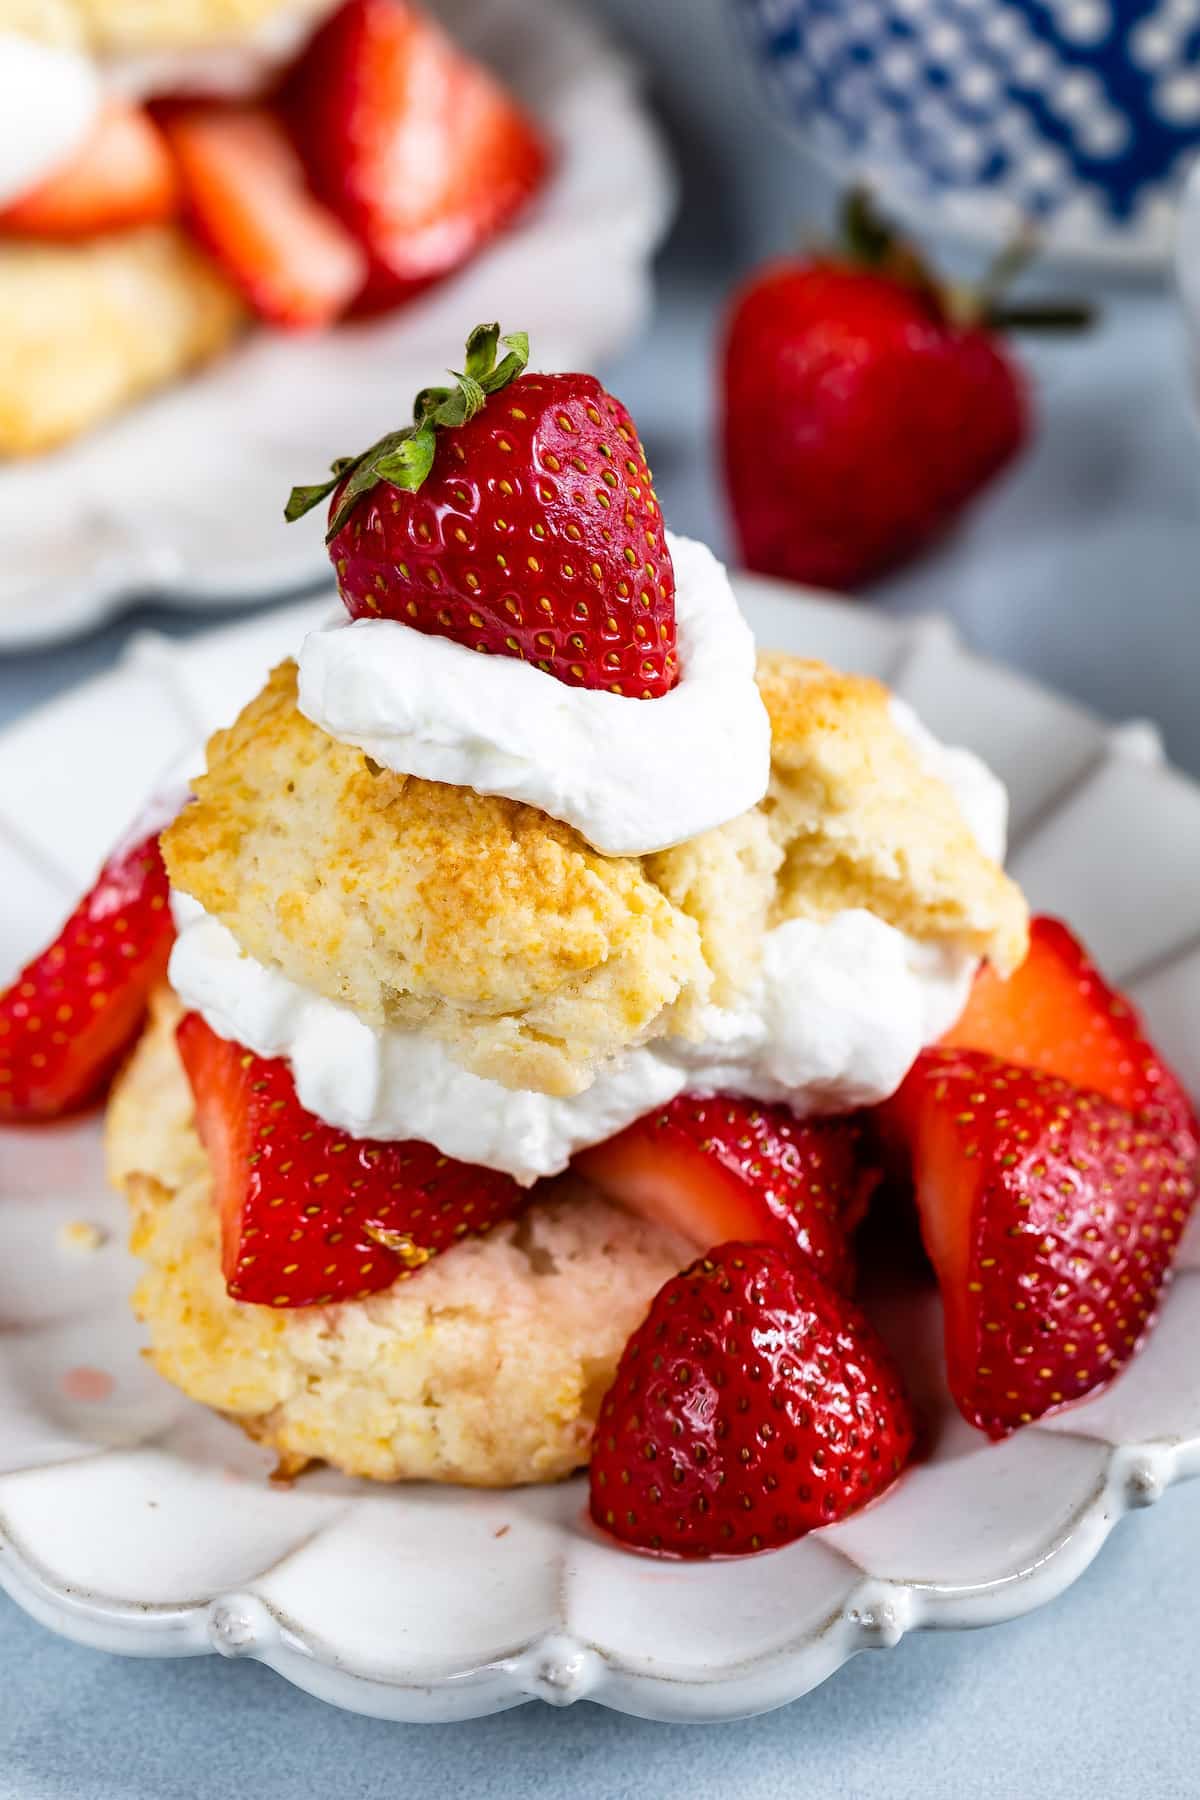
[283,0,550,312]
[159,103,366,329]
[590,1241,916,1557]
[0,100,178,239]
[941,915,1197,1149]
[576,1096,877,1293]
[0,833,173,1123]
[886,1048,1198,1438]
[176,1013,527,1307]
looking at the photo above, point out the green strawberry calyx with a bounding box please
[285,322,530,541]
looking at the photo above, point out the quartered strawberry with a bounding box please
[286,321,679,697]
[159,103,366,329]
[887,1048,1198,1439]
[283,0,549,312]
[176,1013,526,1307]
[941,915,1198,1150]
[576,1096,878,1293]
[0,99,178,239]
[589,1242,915,1557]
[0,832,173,1122]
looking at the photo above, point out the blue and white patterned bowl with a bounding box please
[732,0,1200,265]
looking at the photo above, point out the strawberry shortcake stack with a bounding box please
[5,324,1195,1561]
[0,0,547,454]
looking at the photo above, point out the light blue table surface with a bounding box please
[2,2,1198,1793]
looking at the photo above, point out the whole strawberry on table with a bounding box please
[721,191,1089,592]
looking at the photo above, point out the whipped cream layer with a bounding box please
[296,533,773,858]
[170,901,976,1186]
[891,695,1007,863]
[0,36,100,207]
[169,668,1009,1182]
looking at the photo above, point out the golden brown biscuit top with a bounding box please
[164,652,1028,1097]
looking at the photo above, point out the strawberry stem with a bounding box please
[985,300,1095,332]
[285,322,530,541]
[837,187,1093,335]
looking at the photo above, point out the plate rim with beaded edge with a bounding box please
[0,580,1198,1725]
[0,0,675,651]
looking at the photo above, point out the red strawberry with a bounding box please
[176,1013,526,1308]
[887,1049,1198,1439]
[160,104,366,330]
[283,0,549,312]
[576,1096,877,1292]
[941,915,1198,1150]
[286,322,679,697]
[722,191,1035,591]
[0,100,177,239]
[590,1242,915,1557]
[0,833,173,1123]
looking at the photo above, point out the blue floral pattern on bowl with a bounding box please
[732,0,1200,263]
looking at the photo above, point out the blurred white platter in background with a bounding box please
[0,582,1197,1723]
[0,0,673,650]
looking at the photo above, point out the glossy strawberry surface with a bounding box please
[177,1014,526,1308]
[942,915,1198,1152]
[888,1049,1198,1438]
[328,368,678,696]
[590,1242,915,1557]
[0,832,173,1123]
[577,1095,877,1293]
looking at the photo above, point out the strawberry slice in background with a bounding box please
[941,914,1198,1150]
[0,100,178,238]
[886,1048,1198,1439]
[159,104,367,329]
[287,321,679,697]
[576,1096,877,1294]
[176,1013,527,1308]
[0,832,173,1123]
[589,1241,915,1557]
[283,0,550,313]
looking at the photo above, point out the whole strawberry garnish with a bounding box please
[282,0,550,314]
[590,1242,915,1557]
[286,322,679,697]
[887,1049,1198,1439]
[576,1096,879,1293]
[722,192,1087,591]
[0,832,173,1123]
[942,915,1198,1153]
[176,1013,526,1307]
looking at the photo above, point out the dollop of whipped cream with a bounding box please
[892,694,1008,863]
[0,36,100,208]
[295,533,773,857]
[171,900,977,1186]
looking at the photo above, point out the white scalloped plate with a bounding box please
[1,582,1198,1724]
[0,0,673,651]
